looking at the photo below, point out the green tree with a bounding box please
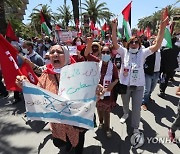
[0,0,22,34]
[55,4,72,29]
[82,0,113,25]
[137,5,180,34]
[49,0,79,24]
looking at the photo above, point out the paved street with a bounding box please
[0,73,179,154]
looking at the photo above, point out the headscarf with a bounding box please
[62,46,70,66]
[44,45,70,74]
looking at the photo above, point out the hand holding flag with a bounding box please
[111,18,118,30]
[160,8,172,48]
[160,8,169,29]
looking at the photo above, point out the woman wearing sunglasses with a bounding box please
[84,38,119,138]
[111,9,169,136]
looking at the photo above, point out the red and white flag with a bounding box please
[0,35,38,91]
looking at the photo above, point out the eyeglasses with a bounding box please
[129,40,139,45]
[101,50,111,54]
[49,50,64,55]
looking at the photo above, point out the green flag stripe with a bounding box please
[164,27,172,48]
[41,23,51,35]
[123,19,131,41]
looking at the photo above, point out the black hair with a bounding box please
[72,37,84,46]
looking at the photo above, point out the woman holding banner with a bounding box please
[16,44,104,153]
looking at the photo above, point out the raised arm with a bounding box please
[84,37,93,57]
[149,8,169,52]
[112,19,120,50]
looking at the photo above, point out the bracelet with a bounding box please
[33,66,38,70]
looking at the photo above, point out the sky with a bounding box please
[23,0,180,28]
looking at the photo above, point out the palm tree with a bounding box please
[49,0,79,25]
[30,4,54,35]
[71,0,79,24]
[55,4,72,29]
[0,0,22,34]
[81,0,113,25]
[137,5,180,34]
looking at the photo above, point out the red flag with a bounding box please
[77,45,86,51]
[137,29,144,36]
[40,11,45,24]
[122,1,132,27]
[70,56,76,64]
[20,62,38,85]
[102,23,110,32]
[6,22,19,41]
[0,35,38,91]
[89,21,95,30]
[163,8,170,26]
[145,27,151,38]
[77,28,83,37]
[55,24,61,31]
[0,34,21,91]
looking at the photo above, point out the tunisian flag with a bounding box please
[6,22,19,41]
[0,35,38,91]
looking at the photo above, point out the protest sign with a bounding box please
[68,46,77,55]
[22,62,100,129]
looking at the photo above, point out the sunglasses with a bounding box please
[101,50,111,54]
[49,50,64,55]
[130,40,139,45]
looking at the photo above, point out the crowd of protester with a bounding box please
[0,9,180,153]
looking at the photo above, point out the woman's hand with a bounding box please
[84,36,94,57]
[15,75,29,89]
[159,8,169,30]
[76,50,82,59]
[111,18,118,30]
[96,84,105,100]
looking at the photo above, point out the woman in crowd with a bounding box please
[16,44,104,154]
[71,37,85,62]
[91,42,102,59]
[85,37,119,138]
[111,9,169,135]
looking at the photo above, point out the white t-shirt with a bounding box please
[117,46,152,86]
[154,50,161,72]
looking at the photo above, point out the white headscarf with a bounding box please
[62,46,70,66]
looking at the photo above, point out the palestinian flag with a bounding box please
[162,8,172,48]
[122,1,132,41]
[117,30,122,39]
[40,11,52,36]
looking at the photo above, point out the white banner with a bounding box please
[22,62,100,129]
[68,46,77,55]
[58,31,77,42]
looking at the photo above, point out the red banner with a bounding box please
[0,34,21,91]
[0,35,38,91]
